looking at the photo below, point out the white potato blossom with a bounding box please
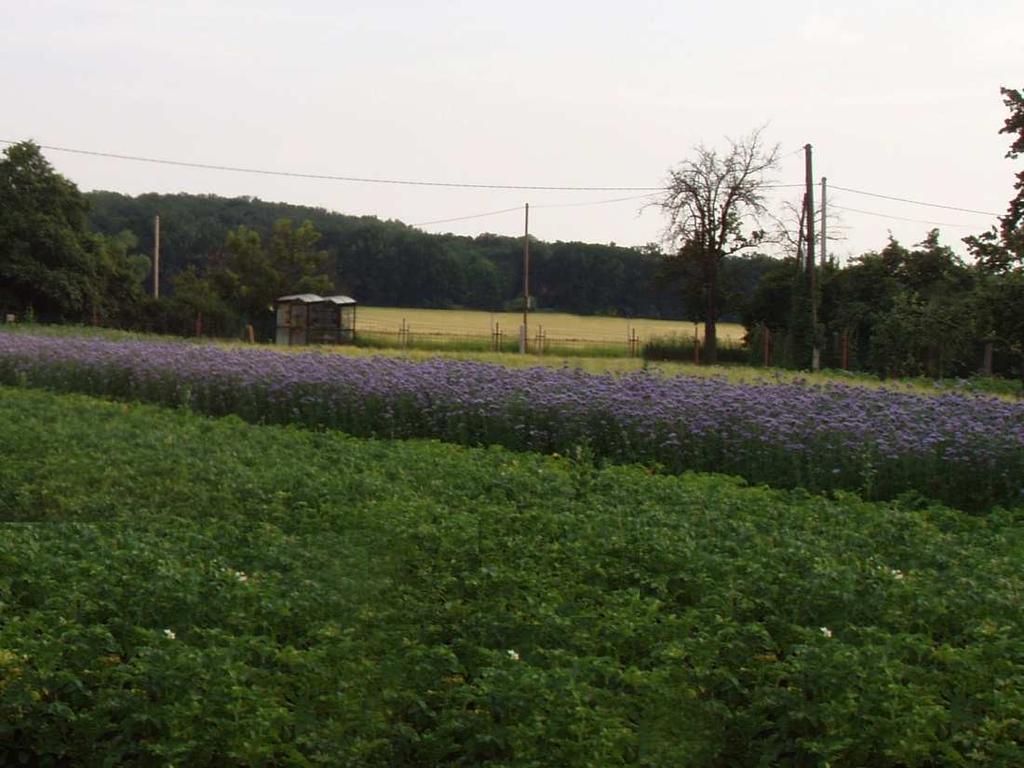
[163,629,177,640]
[890,569,905,580]
[820,627,833,639]
[507,649,520,661]
[223,567,250,583]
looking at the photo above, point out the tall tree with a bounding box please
[0,141,100,319]
[998,87,1024,262]
[93,230,150,325]
[964,87,1024,270]
[208,219,333,336]
[171,265,233,337]
[965,86,1024,388]
[658,128,779,362]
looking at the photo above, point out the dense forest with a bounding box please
[84,189,777,321]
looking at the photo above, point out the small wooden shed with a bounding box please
[275,294,357,346]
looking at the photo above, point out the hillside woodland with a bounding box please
[1,88,1021,379]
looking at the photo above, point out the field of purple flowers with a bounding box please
[1,332,1021,510]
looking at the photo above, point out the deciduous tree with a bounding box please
[964,86,1024,388]
[0,141,99,319]
[208,219,333,337]
[658,128,779,362]
[964,87,1023,271]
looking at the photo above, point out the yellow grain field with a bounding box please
[356,306,746,343]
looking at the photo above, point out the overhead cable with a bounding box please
[4,137,997,226]
[412,207,523,227]
[829,184,999,216]
[0,139,665,192]
[830,204,975,229]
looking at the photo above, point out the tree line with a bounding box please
[650,88,1023,383]
[1,85,1020,383]
[750,87,1023,383]
[84,189,766,323]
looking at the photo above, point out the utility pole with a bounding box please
[520,203,530,354]
[820,176,828,268]
[804,145,819,371]
[153,214,161,299]
[797,193,807,264]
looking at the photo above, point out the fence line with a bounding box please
[354,321,747,359]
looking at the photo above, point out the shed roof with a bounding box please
[276,294,357,305]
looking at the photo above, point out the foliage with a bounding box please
[92,230,152,326]
[122,219,336,340]
[1,386,1023,765]
[963,86,1024,387]
[964,87,1024,271]
[748,231,987,377]
[1,331,1021,510]
[0,141,152,326]
[208,219,333,331]
[0,142,97,319]
[85,191,689,319]
[743,256,800,333]
[974,269,1024,388]
[247,219,332,311]
[857,231,977,378]
[168,265,235,337]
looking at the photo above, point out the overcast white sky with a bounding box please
[2,0,1021,260]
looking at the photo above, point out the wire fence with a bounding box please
[355,319,747,360]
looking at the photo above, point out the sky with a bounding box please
[2,0,1021,261]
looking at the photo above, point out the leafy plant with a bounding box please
[0,387,1023,765]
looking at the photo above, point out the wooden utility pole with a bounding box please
[820,176,828,268]
[804,145,819,371]
[520,203,530,354]
[797,194,807,269]
[804,145,815,273]
[153,214,161,299]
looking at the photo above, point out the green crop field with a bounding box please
[2,386,1024,766]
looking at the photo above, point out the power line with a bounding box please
[0,138,666,192]
[533,192,659,209]
[831,204,976,229]
[416,187,815,231]
[829,184,999,216]
[412,206,522,227]
[6,136,996,229]
[413,194,661,228]
[4,137,810,195]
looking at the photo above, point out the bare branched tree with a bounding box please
[772,196,846,265]
[658,127,779,363]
